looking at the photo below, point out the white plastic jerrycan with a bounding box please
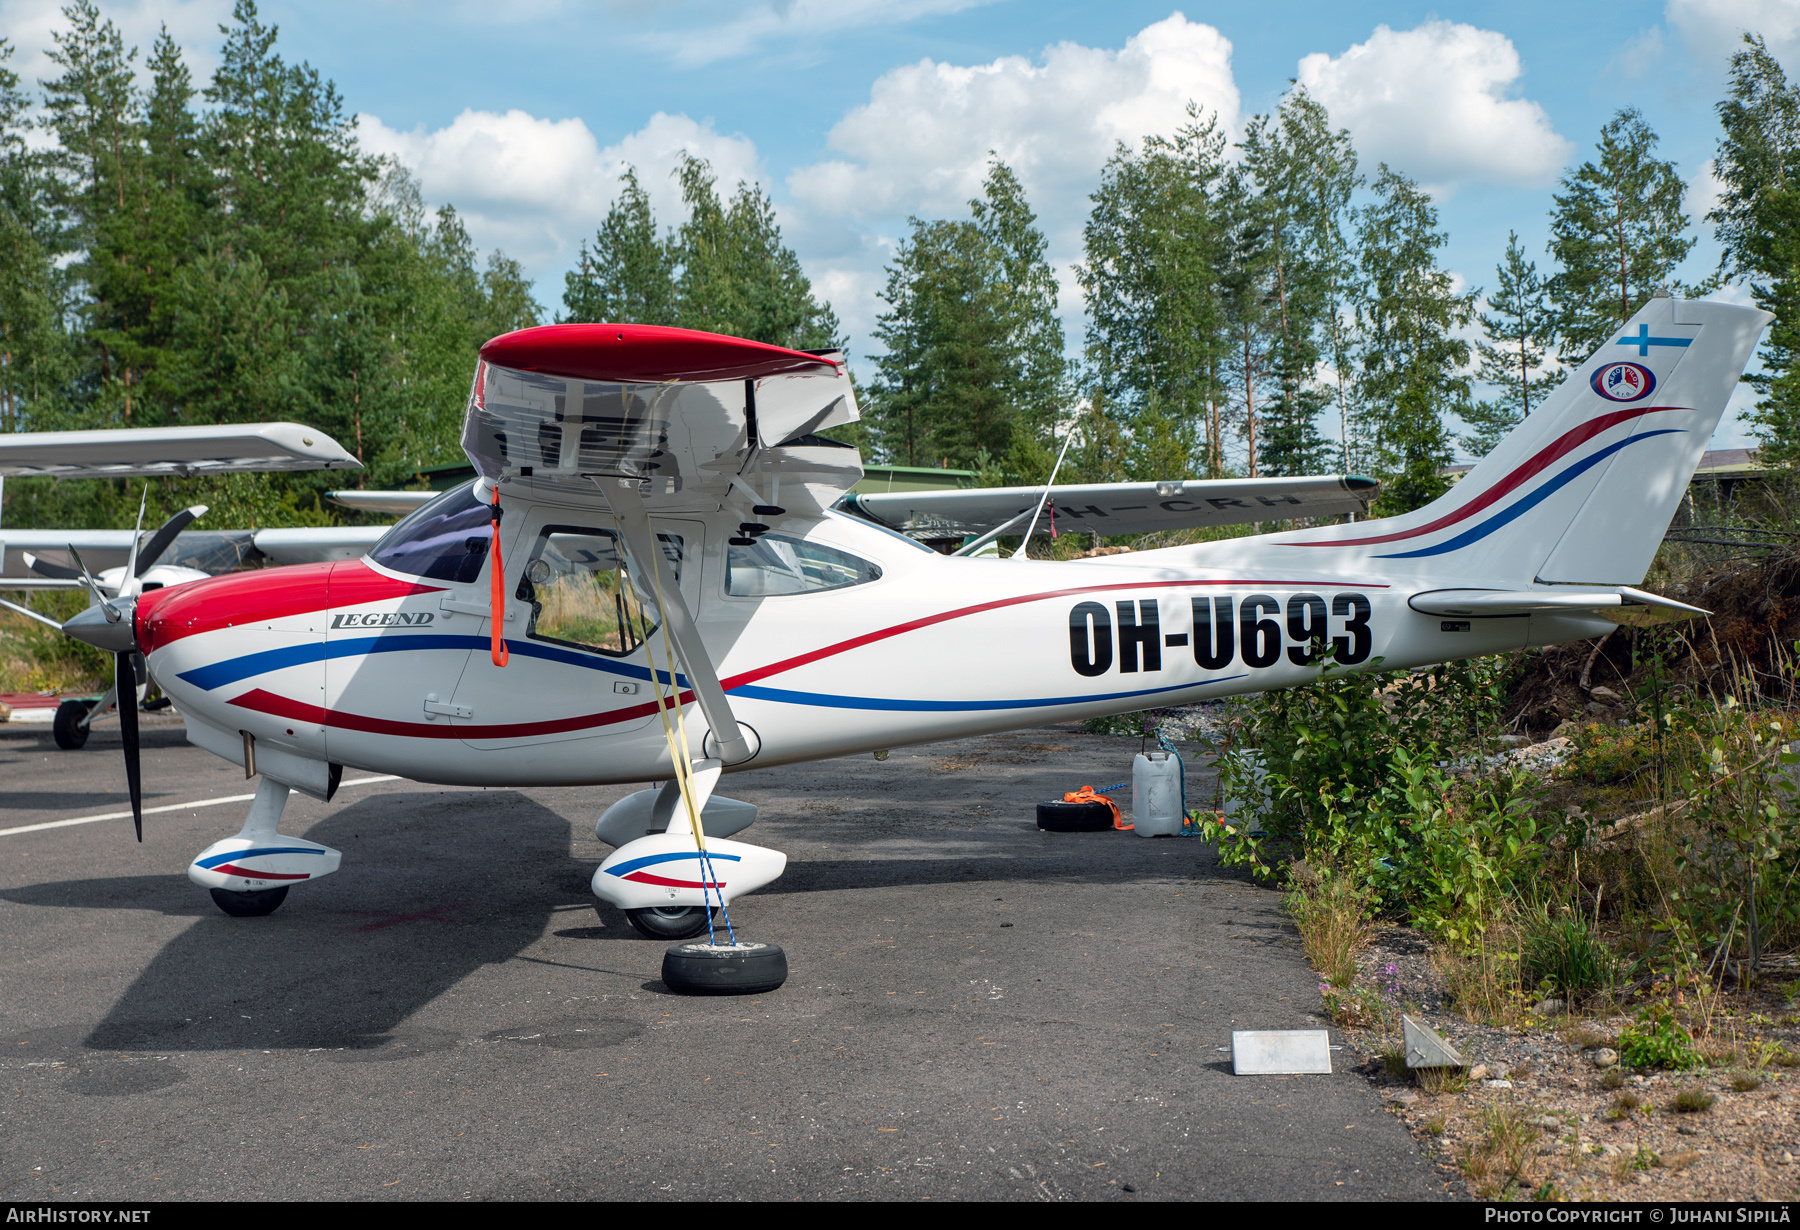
[1131,751,1185,837]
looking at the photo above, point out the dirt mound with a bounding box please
[1506,551,1800,737]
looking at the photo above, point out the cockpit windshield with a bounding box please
[368,482,493,583]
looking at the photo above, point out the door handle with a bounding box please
[423,694,472,720]
[439,597,516,621]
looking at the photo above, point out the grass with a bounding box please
[1436,932,1526,1026]
[1606,1092,1643,1121]
[1379,1045,1409,1079]
[1671,1088,1717,1113]
[0,594,109,694]
[1517,899,1617,1005]
[1611,1145,1658,1180]
[1600,1068,1627,1091]
[1562,1023,1608,1049]
[1419,1066,1471,1095]
[1731,1071,1763,1092]
[1285,871,1369,991]
[1458,1106,1540,1199]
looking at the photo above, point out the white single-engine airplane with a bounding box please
[52,297,1768,990]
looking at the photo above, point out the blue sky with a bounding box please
[6,0,1797,450]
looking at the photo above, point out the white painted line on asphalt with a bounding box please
[0,776,403,838]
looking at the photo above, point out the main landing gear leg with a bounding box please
[187,778,343,916]
[590,761,790,995]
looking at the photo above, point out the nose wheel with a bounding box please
[209,886,289,916]
[617,904,717,940]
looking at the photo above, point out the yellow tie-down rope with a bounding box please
[636,539,734,946]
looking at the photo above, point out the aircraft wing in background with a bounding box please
[839,474,1379,542]
[0,423,361,479]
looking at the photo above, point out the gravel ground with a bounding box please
[1336,927,1800,1201]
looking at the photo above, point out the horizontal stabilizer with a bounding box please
[1409,587,1708,623]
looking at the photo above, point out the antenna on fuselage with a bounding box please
[1009,408,1084,560]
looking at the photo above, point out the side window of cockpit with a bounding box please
[368,483,493,584]
[726,535,881,597]
[516,525,683,658]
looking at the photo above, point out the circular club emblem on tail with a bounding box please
[1591,361,1656,402]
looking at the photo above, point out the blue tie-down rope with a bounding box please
[694,845,737,947]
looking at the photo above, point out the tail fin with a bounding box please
[1278,296,1772,583]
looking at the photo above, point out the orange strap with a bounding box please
[489,483,508,667]
[1065,785,1131,831]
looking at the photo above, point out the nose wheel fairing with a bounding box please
[187,779,342,905]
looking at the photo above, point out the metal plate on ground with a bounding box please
[1232,1029,1333,1075]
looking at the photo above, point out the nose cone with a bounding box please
[63,599,137,654]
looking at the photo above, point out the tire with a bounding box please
[209,886,289,917]
[52,700,93,750]
[621,905,718,940]
[661,941,788,995]
[1036,799,1115,832]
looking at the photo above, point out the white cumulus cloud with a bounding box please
[631,0,1001,68]
[1667,0,1800,71]
[789,13,1239,226]
[1296,21,1572,195]
[0,0,229,99]
[357,109,762,287]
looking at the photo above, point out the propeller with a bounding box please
[60,491,156,842]
[116,648,142,840]
[28,504,205,590]
[22,552,84,582]
[132,504,206,579]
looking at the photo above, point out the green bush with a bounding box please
[1618,1002,1700,1070]
[1197,653,1544,944]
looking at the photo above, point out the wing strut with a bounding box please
[606,478,752,765]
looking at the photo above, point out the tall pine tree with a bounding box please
[562,167,675,325]
[1356,166,1475,514]
[1713,33,1800,466]
[867,159,1064,474]
[1548,109,1699,357]
[1078,111,1226,478]
[1238,89,1353,478]
[1465,231,1559,457]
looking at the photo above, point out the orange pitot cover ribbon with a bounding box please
[1064,785,1132,831]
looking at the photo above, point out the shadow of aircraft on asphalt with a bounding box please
[0,789,647,1056]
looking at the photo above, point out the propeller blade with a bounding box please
[65,546,111,609]
[22,551,83,581]
[116,650,142,842]
[120,488,146,596]
[134,504,206,577]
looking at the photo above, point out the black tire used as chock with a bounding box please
[1036,799,1115,832]
[661,940,788,995]
[209,886,289,917]
[52,700,93,750]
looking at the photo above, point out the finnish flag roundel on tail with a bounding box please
[1274,296,1773,588]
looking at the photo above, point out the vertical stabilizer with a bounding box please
[1274,296,1771,584]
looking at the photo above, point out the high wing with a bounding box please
[0,423,361,478]
[840,474,1378,542]
[463,324,859,518]
[462,323,863,766]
